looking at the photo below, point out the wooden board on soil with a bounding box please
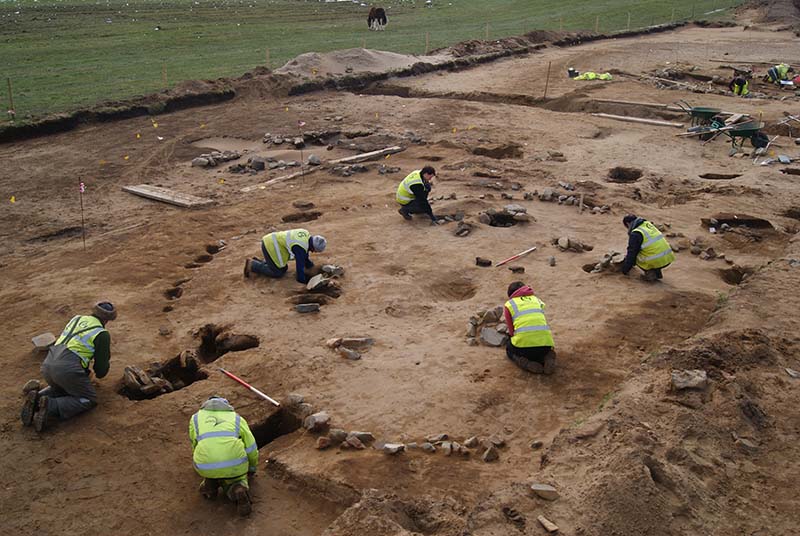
[122,184,214,208]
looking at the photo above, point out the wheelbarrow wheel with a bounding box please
[750,132,769,149]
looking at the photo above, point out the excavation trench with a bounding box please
[196,324,260,363]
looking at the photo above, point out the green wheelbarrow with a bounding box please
[724,121,767,150]
[674,100,722,126]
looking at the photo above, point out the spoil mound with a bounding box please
[275,48,452,78]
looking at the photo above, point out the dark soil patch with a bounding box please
[194,254,214,263]
[471,143,523,159]
[782,207,800,221]
[699,173,742,180]
[282,211,322,223]
[117,351,209,400]
[607,167,642,183]
[287,294,333,305]
[164,287,184,300]
[718,266,754,285]
[486,213,519,227]
[205,244,222,254]
[27,226,83,243]
[163,305,174,312]
[249,408,303,448]
[427,274,478,301]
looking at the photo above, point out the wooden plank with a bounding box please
[593,98,683,112]
[709,59,779,66]
[240,168,319,193]
[591,113,684,128]
[122,184,214,208]
[328,145,404,164]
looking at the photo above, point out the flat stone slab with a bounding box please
[31,332,56,348]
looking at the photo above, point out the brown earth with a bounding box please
[1,11,800,536]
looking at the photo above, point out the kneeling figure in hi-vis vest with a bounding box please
[243,228,327,284]
[503,281,556,375]
[620,214,675,282]
[189,396,259,517]
[396,165,440,224]
[20,301,117,433]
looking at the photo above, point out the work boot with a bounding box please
[22,379,40,394]
[33,396,50,433]
[231,483,252,517]
[641,270,659,282]
[398,208,412,221]
[199,479,218,500]
[20,389,39,427]
[243,259,252,279]
[542,350,557,376]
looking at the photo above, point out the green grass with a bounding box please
[0,0,743,121]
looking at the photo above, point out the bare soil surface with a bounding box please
[1,16,799,536]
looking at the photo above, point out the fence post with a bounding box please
[6,78,15,121]
[627,12,631,30]
[425,32,430,54]
[594,15,599,32]
[543,61,552,99]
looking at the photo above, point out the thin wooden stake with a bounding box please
[485,22,489,40]
[595,15,599,32]
[6,78,15,121]
[161,63,167,87]
[361,37,366,49]
[671,7,675,21]
[627,12,631,29]
[266,48,270,68]
[691,2,695,18]
[79,181,87,252]
[543,61,552,99]
[579,193,585,214]
[559,16,563,31]
[425,32,430,54]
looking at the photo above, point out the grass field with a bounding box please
[0,0,742,122]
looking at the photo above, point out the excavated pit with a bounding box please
[427,274,478,301]
[164,287,183,300]
[287,294,333,305]
[196,324,260,363]
[607,167,643,183]
[27,226,83,243]
[205,244,222,254]
[486,213,519,227]
[248,407,303,449]
[118,352,209,400]
[782,207,800,221]
[719,266,754,285]
[282,211,322,223]
[471,143,523,159]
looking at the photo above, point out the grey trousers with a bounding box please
[40,345,97,420]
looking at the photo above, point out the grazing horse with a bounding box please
[367,7,387,31]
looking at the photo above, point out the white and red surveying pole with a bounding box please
[495,246,537,267]
[218,367,280,406]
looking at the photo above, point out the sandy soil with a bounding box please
[1,16,799,536]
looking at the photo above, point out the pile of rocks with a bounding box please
[121,350,200,399]
[262,134,306,149]
[552,236,593,253]
[192,150,241,168]
[325,337,374,361]
[584,251,625,273]
[689,238,731,262]
[431,192,458,201]
[330,164,368,177]
[478,205,533,227]
[454,221,473,237]
[466,305,508,347]
[378,165,401,175]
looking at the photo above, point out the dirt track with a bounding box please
[1,15,800,536]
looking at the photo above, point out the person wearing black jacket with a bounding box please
[396,166,440,224]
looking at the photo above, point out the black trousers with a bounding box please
[506,343,553,364]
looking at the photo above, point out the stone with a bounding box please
[303,411,330,432]
[512,213,532,222]
[480,327,507,347]
[476,257,492,267]
[296,403,315,418]
[328,428,348,444]
[308,154,321,166]
[495,323,508,335]
[191,157,209,167]
[537,515,559,533]
[286,161,300,167]
[467,323,477,338]
[316,436,332,450]
[501,192,513,200]
[382,443,405,455]
[785,367,800,379]
[158,326,172,336]
[348,431,375,444]
[735,436,758,452]
[488,435,506,447]
[326,337,343,348]
[321,264,344,277]
[421,442,436,452]
[504,204,526,214]
[467,337,478,346]
[285,393,304,406]
[337,346,361,360]
[557,237,570,250]
[306,274,329,291]
[296,303,321,314]
[548,256,556,267]
[539,188,555,201]
[31,332,56,349]
[273,137,284,145]
[293,137,305,149]
[691,245,702,255]
[530,440,543,449]
[482,305,504,324]
[530,483,559,501]
[249,157,266,171]
[344,435,365,449]
[478,213,492,225]
[340,338,374,350]
[464,436,479,448]
[442,441,453,455]
[482,445,499,462]
[671,369,708,390]
[426,433,448,442]
[508,265,525,273]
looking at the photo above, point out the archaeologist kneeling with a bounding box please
[189,396,258,517]
[503,281,556,375]
[763,63,794,85]
[244,228,326,284]
[396,165,441,224]
[729,75,750,97]
[621,214,675,281]
[20,301,117,432]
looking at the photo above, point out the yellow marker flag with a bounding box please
[375,112,378,118]
[10,196,15,204]
[152,122,158,128]
[385,154,390,159]
[136,133,141,139]
[99,160,107,165]
[452,127,457,133]
[285,107,289,112]
[218,179,225,184]
[124,155,130,161]
[200,123,206,128]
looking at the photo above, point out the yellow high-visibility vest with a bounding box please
[262,229,310,269]
[504,295,554,348]
[55,315,106,368]
[189,409,258,479]
[632,220,675,270]
[396,170,424,205]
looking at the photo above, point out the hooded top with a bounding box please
[503,285,535,337]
